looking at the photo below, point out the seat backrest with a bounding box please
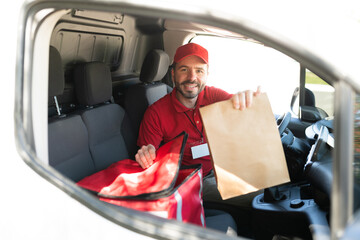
[74,62,137,171]
[124,49,170,138]
[48,115,95,181]
[305,87,315,107]
[48,45,65,117]
[48,46,95,181]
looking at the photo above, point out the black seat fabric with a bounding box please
[74,62,112,106]
[124,49,171,138]
[48,46,64,99]
[205,209,237,236]
[48,46,78,117]
[48,46,95,181]
[48,116,95,181]
[74,62,137,171]
[48,46,65,117]
[139,49,170,84]
[305,87,315,107]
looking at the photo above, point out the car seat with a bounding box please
[124,49,171,138]
[48,46,96,181]
[73,62,137,170]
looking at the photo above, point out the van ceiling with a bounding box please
[164,19,259,42]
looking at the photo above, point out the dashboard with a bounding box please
[252,120,333,238]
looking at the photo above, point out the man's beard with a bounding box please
[174,77,205,99]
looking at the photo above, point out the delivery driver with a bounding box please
[136,43,261,207]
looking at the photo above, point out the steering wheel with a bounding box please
[276,112,291,135]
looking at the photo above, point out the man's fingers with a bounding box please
[233,86,262,110]
[143,145,156,166]
[148,144,156,160]
[135,152,147,169]
[245,90,253,108]
[232,94,240,109]
[232,92,246,110]
[140,145,151,168]
[143,148,153,166]
[254,86,261,96]
[239,92,246,110]
[135,144,157,169]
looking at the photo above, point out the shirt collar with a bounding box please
[171,87,206,113]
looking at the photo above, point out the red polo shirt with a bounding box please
[137,86,232,176]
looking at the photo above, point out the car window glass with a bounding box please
[191,35,300,115]
[354,94,360,212]
[305,70,334,117]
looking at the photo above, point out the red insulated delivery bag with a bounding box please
[77,132,205,226]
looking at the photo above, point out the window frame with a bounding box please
[15,1,360,239]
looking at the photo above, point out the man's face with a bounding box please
[172,55,208,99]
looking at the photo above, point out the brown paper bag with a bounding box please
[199,93,290,200]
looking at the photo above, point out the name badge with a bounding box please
[191,143,210,159]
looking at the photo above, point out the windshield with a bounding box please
[191,35,299,114]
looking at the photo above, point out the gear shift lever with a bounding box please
[264,186,285,202]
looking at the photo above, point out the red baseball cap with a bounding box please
[173,43,208,64]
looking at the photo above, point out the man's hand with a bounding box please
[135,144,156,169]
[232,86,261,110]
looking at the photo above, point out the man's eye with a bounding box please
[197,69,204,74]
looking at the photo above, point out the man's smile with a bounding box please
[182,82,199,91]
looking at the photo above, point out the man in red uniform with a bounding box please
[136,43,260,205]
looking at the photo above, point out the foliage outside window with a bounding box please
[354,94,360,212]
[305,70,334,117]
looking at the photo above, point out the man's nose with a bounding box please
[188,69,197,80]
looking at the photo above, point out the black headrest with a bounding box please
[140,49,170,83]
[305,88,315,107]
[74,62,112,106]
[48,46,64,97]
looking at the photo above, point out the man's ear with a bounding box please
[171,68,175,84]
